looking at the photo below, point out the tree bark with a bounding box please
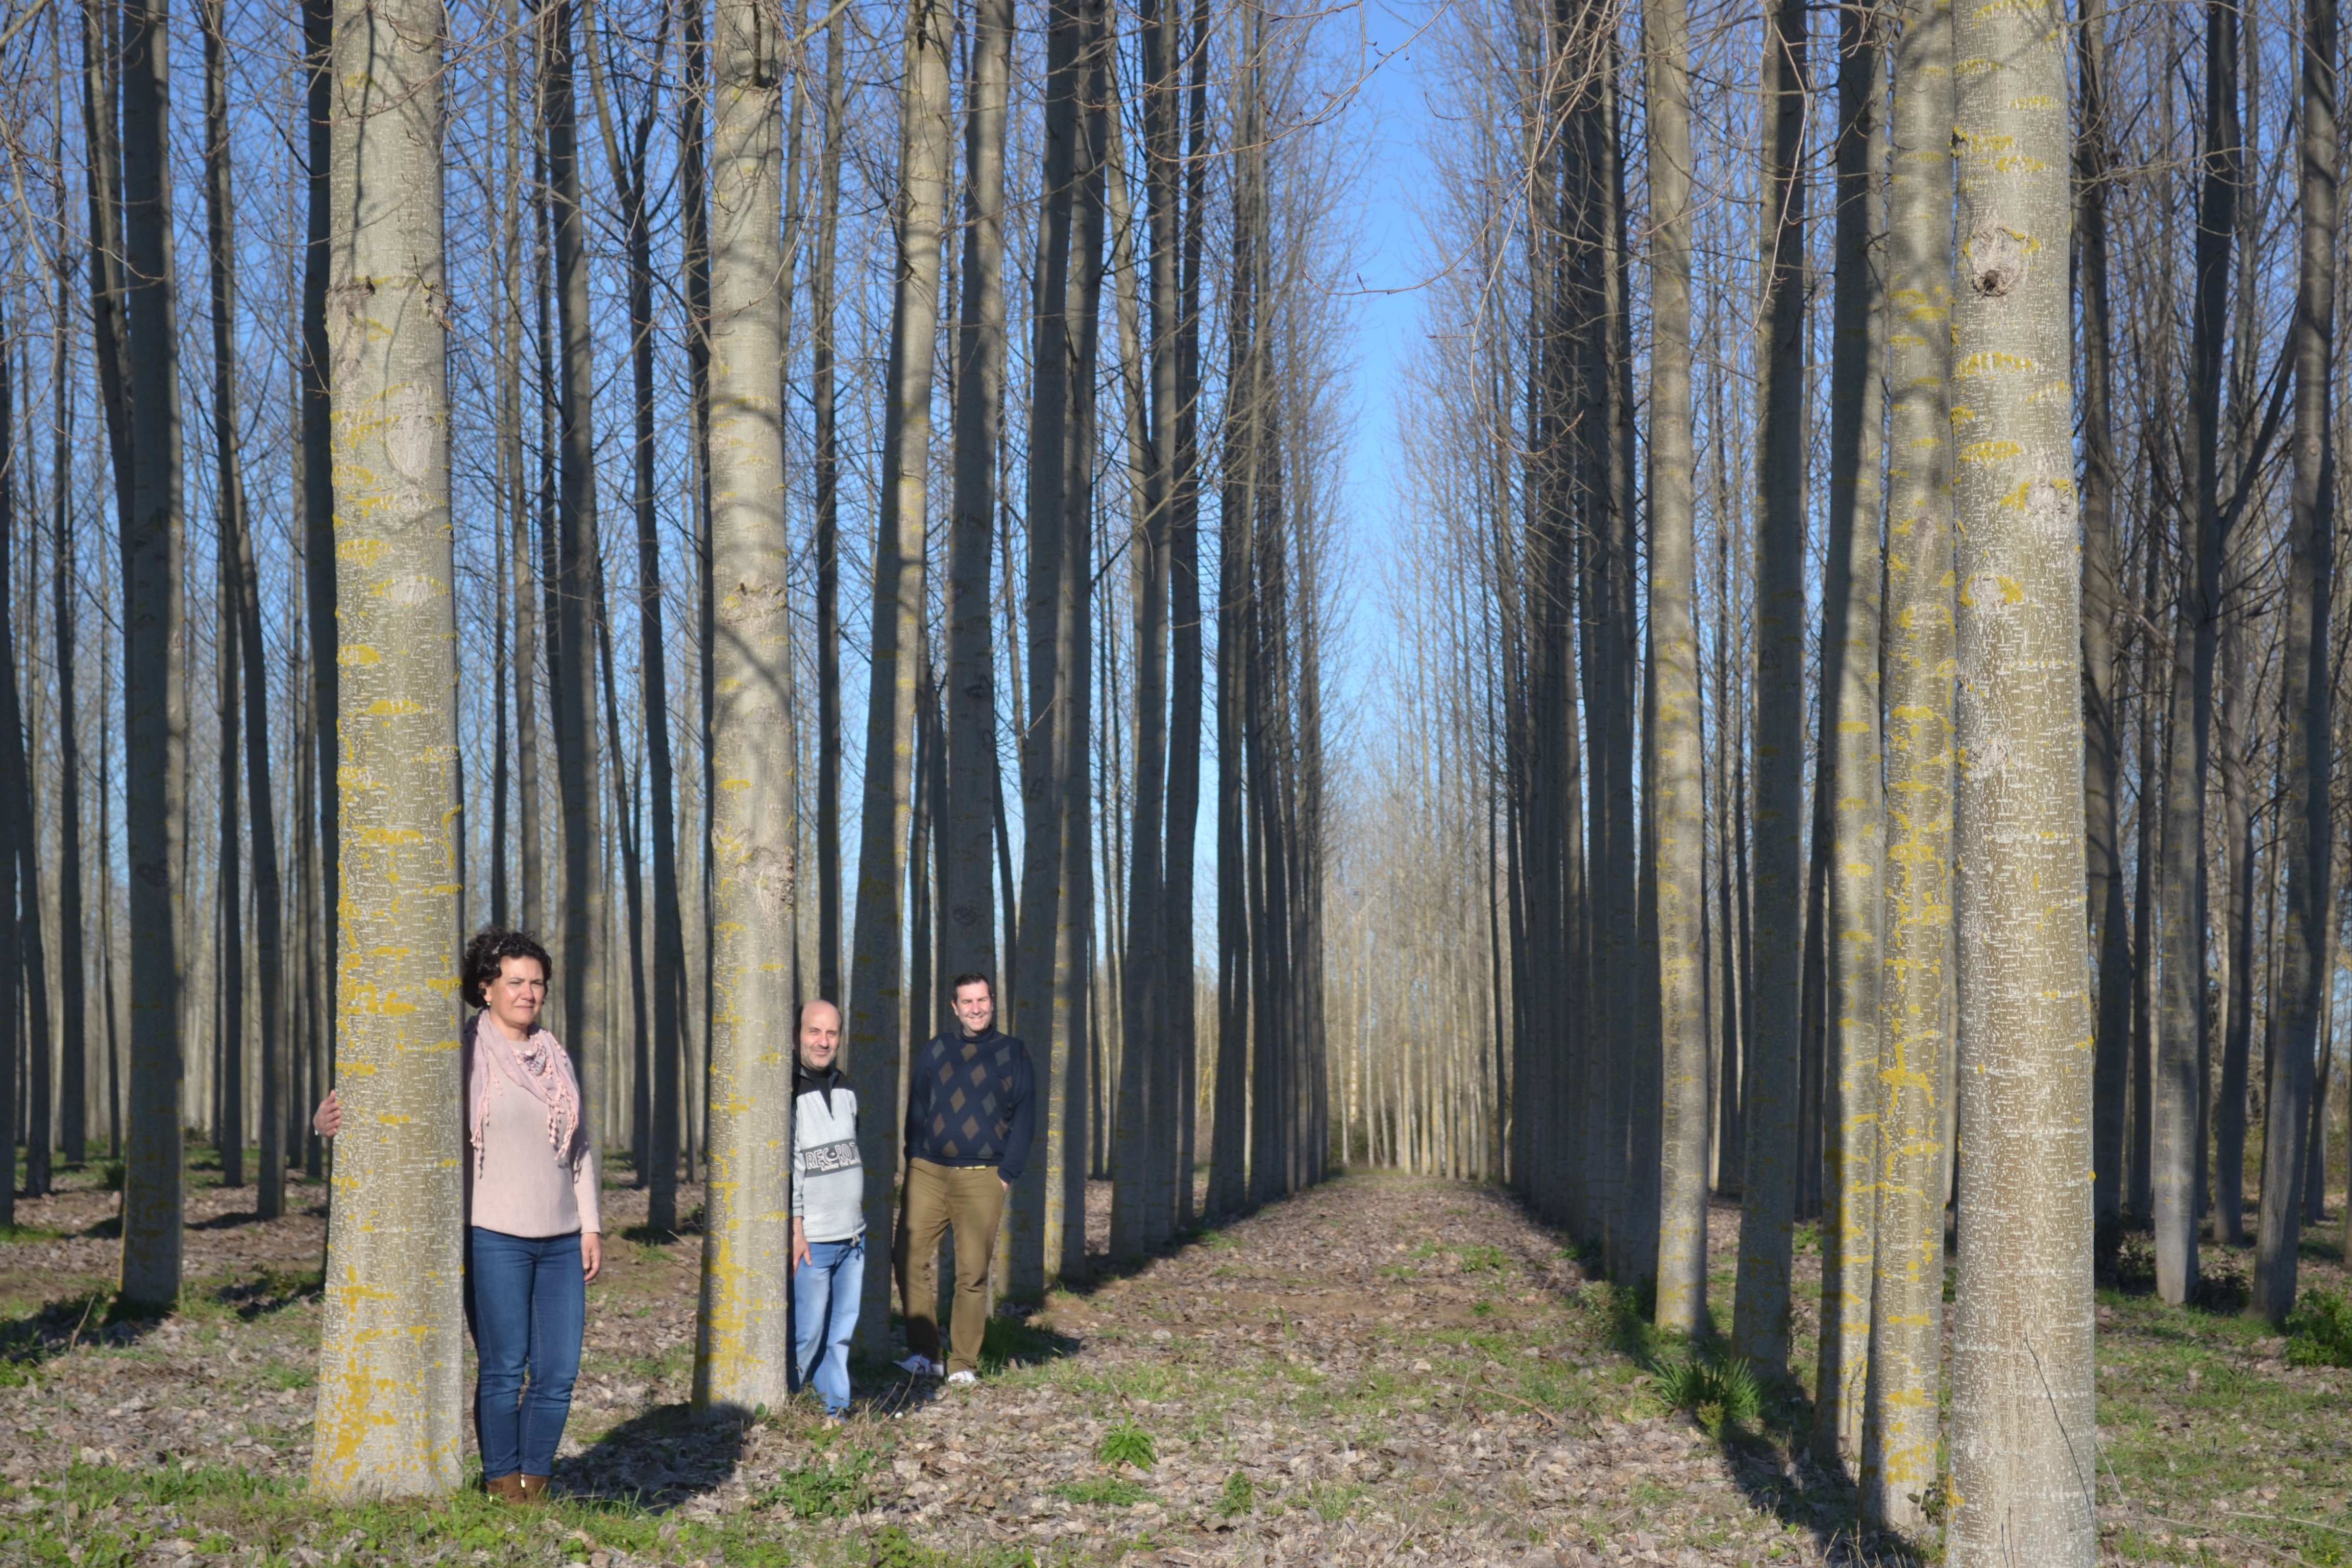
[1732,0,1808,1381]
[117,0,189,1309]
[1860,0,1954,1525]
[52,238,86,1169]
[543,0,607,1098]
[2253,0,2335,1324]
[850,0,952,1343]
[1814,0,1885,1458]
[1945,0,2097,1548]
[2156,0,2241,1306]
[943,0,1009,993]
[2078,0,2130,1227]
[811,5,844,1009]
[690,0,796,1418]
[308,0,465,1491]
[1645,0,1708,1341]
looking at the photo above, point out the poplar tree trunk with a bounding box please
[811,7,843,1007]
[1733,0,1808,1381]
[201,0,244,1196]
[1645,0,1708,1340]
[1860,0,1954,1526]
[300,0,336,1161]
[308,0,464,1491]
[1012,0,1091,1285]
[943,0,1010,990]
[2253,0,2335,1323]
[851,0,952,1343]
[2157,0,2241,1306]
[1945,0,2096,1548]
[117,0,190,1310]
[691,0,796,1418]
[52,255,87,1169]
[621,63,687,1231]
[1814,0,1885,1457]
[0,319,18,1228]
[2078,0,2130,1226]
[544,0,607,1092]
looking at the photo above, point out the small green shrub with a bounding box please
[1217,1470,1254,1518]
[1306,1480,1367,1522]
[2287,1287,2352,1369]
[1646,1347,1763,1428]
[761,1445,874,1519]
[1456,1244,1510,1274]
[1094,1418,1155,1472]
[1051,1475,1147,1507]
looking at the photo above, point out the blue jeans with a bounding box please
[794,1235,864,1415]
[468,1228,585,1480]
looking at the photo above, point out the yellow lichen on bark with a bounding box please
[307,0,464,1502]
[1944,0,2097,1554]
[691,0,796,1422]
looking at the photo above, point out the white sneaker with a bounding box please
[946,1369,977,1386]
[897,1353,943,1377]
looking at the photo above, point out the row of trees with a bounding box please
[1340,0,2346,1556]
[0,0,1362,1495]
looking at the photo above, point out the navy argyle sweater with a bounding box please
[901,1027,1038,1184]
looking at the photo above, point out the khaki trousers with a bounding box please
[895,1158,1005,1374]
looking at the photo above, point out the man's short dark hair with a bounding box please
[462,926,554,1010]
[950,971,993,999]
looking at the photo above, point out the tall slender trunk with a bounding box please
[1815,0,1885,1458]
[620,41,685,1231]
[2156,0,2242,1306]
[1645,0,1707,1339]
[52,230,87,1169]
[543,0,606,1100]
[1861,0,1954,1526]
[1945,0,2096,1547]
[2253,0,2336,1322]
[308,0,464,1492]
[1733,0,1808,1380]
[944,0,1010,992]
[2077,0,2130,1226]
[299,0,336,1156]
[117,0,190,1309]
[1164,0,1211,1230]
[1209,7,1253,1218]
[201,0,244,1195]
[851,0,953,1342]
[1053,3,1110,1279]
[0,316,19,1225]
[811,8,844,1007]
[1013,0,1082,1279]
[691,0,796,1418]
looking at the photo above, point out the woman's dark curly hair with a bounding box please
[462,926,553,1011]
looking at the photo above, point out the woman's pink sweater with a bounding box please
[465,1028,601,1238]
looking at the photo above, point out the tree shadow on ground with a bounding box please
[1513,1194,1931,1567]
[0,1287,158,1376]
[563,1401,748,1512]
[209,1266,325,1320]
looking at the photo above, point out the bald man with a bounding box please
[789,999,862,1420]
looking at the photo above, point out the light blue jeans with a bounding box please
[794,1234,864,1415]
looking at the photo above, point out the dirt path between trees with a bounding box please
[0,1163,2342,1566]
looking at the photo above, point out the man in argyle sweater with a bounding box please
[894,972,1037,1382]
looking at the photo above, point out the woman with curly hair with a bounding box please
[314,927,601,1503]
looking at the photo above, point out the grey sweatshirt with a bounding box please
[790,1065,865,1243]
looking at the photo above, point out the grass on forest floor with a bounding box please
[3,1160,2349,1567]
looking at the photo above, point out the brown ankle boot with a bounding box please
[517,1474,551,1505]
[485,1473,525,1504]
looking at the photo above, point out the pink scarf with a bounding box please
[465,1011,582,1176]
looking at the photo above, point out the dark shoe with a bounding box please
[517,1475,551,1505]
[485,1473,525,1504]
